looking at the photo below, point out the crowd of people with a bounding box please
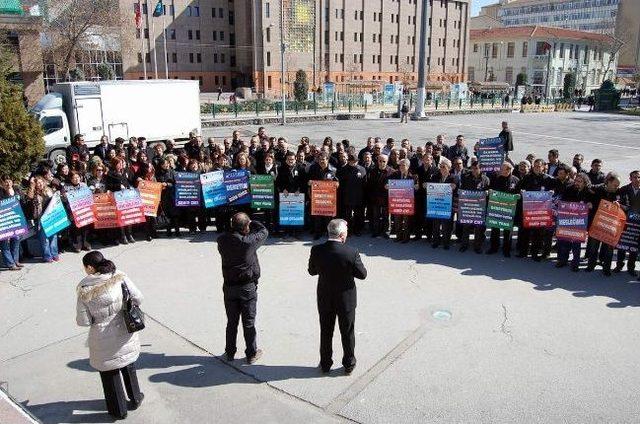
[1,122,638,279]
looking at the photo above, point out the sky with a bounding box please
[471,0,498,17]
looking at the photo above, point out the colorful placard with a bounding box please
[41,192,70,237]
[279,193,305,226]
[310,180,338,217]
[137,181,163,217]
[425,183,453,219]
[522,190,554,228]
[200,171,227,208]
[388,179,415,216]
[0,196,28,241]
[114,189,146,226]
[555,201,589,242]
[477,137,505,173]
[250,175,275,209]
[616,212,640,252]
[224,169,251,206]
[589,199,627,247]
[485,190,520,230]
[175,172,201,207]
[93,192,119,229]
[66,186,96,228]
[458,190,487,225]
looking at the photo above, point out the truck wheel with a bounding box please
[49,149,67,165]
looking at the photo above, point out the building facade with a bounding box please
[469,26,618,97]
[121,0,471,95]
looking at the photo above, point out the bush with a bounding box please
[293,69,309,102]
[69,68,85,81]
[563,73,576,99]
[97,63,115,80]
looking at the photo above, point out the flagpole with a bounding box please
[137,0,147,79]
[151,18,158,79]
[162,10,168,79]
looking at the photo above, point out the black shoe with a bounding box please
[431,242,440,249]
[613,264,624,273]
[555,262,567,268]
[474,248,483,254]
[603,269,612,277]
[344,365,356,375]
[319,364,331,374]
[571,265,580,272]
[585,266,595,272]
[82,243,92,251]
[225,353,234,362]
[120,238,129,245]
[128,393,145,410]
[486,249,498,255]
[459,245,468,253]
[112,412,127,420]
[127,236,136,243]
[146,235,152,242]
[532,255,542,262]
[247,349,263,364]
[628,269,637,277]
[382,233,390,239]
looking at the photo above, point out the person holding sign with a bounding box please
[556,173,592,271]
[337,154,367,237]
[255,153,278,233]
[307,153,338,240]
[368,154,395,239]
[613,170,640,276]
[389,159,418,243]
[106,158,136,245]
[276,152,307,238]
[0,176,25,270]
[428,158,457,250]
[25,177,59,262]
[155,159,181,237]
[458,161,490,253]
[586,172,622,275]
[62,172,93,252]
[486,162,519,257]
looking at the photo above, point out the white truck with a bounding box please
[30,80,201,164]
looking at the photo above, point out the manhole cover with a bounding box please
[432,310,452,321]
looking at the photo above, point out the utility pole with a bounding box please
[280,0,286,125]
[414,0,429,118]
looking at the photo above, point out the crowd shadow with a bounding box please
[348,236,640,309]
[21,399,115,424]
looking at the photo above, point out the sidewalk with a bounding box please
[0,388,39,424]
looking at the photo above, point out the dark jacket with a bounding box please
[460,171,490,191]
[447,145,470,167]
[308,240,367,311]
[587,170,605,186]
[105,170,133,192]
[489,174,519,193]
[275,163,306,193]
[618,183,640,213]
[93,143,113,161]
[499,129,513,152]
[367,166,395,206]
[217,221,269,286]
[66,143,90,166]
[337,164,367,207]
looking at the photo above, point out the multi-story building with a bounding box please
[469,26,618,97]
[121,0,471,95]
[475,0,640,76]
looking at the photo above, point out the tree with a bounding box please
[68,68,85,81]
[563,73,576,99]
[97,62,115,80]
[293,69,308,102]
[0,39,45,180]
[515,72,527,93]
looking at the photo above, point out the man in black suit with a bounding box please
[308,219,368,375]
[217,213,268,364]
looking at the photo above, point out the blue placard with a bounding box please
[477,137,505,173]
[41,192,71,237]
[0,196,28,241]
[224,169,251,206]
[200,171,227,208]
[279,193,305,226]
[175,172,201,207]
[426,183,453,219]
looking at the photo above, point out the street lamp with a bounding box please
[279,0,286,125]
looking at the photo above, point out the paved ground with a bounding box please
[2,112,640,423]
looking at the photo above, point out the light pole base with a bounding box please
[413,87,427,119]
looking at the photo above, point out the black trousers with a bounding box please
[460,224,486,250]
[616,249,637,271]
[99,363,142,418]
[432,218,453,247]
[343,205,364,235]
[370,205,389,236]
[223,282,258,358]
[318,302,356,369]
[490,228,512,255]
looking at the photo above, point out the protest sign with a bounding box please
[224,169,251,206]
[250,175,275,209]
[589,199,626,247]
[0,196,28,241]
[458,190,487,225]
[425,183,453,219]
[200,171,227,208]
[555,201,589,242]
[485,190,520,230]
[93,193,119,229]
[114,189,146,226]
[477,137,505,173]
[310,180,338,217]
[41,192,70,237]
[522,191,554,228]
[388,179,415,216]
[175,172,201,207]
[279,193,305,226]
[137,181,163,217]
[616,212,640,252]
[66,186,96,228]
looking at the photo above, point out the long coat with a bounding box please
[76,271,144,372]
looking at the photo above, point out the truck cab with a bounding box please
[30,93,71,165]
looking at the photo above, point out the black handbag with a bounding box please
[121,282,145,333]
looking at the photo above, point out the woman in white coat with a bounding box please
[76,251,144,420]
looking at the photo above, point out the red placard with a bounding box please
[114,189,146,226]
[388,179,415,216]
[93,193,119,229]
[310,180,338,217]
[138,181,163,217]
[589,199,627,247]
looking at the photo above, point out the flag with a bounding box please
[152,0,163,17]
[134,1,142,29]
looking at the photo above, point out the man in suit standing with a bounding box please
[308,219,368,375]
[217,213,268,364]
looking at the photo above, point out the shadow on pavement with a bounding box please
[22,399,115,424]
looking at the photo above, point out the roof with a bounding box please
[470,25,618,44]
[470,15,504,31]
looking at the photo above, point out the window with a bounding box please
[535,42,548,55]
[220,31,225,41]
[196,30,200,40]
[533,70,544,85]
[568,44,573,59]
[492,43,498,58]
[144,28,149,39]
[198,76,203,86]
[169,4,174,16]
[354,33,358,42]
[230,56,236,66]
[373,34,377,42]
[188,30,193,40]
[522,42,528,57]
[172,53,177,63]
[212,7,216,17]
[267,76,272,89]
[473,43,478,53]
[221,54,225,64]
[194,6,199,17]
[373,55,376,64]
[169,29,176,40]
[137,52,143,63]
[559,43,564,58]
[265,2,270,17]
[145,53,150,63]
[229,11,235,25]
[187,6,192,16]
[505,66,513,84]
[196,53,202,63]
[340,54,343,63]
[214,53,218,63]
[219,8,223,17]
[142,3,147,14]
[266,27,271,42]
[507,42,515,58]
[230,33,235,46]
[584,47,589,64]
[189,53,194,63]
[484,43,490,57]
[41,116,63,134]
[266,51,271,66]
[213,31,217,41]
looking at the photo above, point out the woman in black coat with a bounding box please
[154,158,181,237]
[106,157,136,244]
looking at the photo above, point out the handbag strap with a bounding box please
[121,282,133,311]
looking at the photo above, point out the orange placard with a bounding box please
[588,199,627,247]
[310,180,338,217]
[93,192,119,229]
[138,181,163,217]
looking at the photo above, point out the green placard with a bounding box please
[485,190,520,230]
[250,175,274,209]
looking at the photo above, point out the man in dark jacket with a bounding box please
[458,161,490,253]
[66,134,90,169]
[308,219,367,375]
[614,170,640,276]
[487,162,520,257]
[499,121,514,157]
[217,213,268,364]
[337,154,366,235]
